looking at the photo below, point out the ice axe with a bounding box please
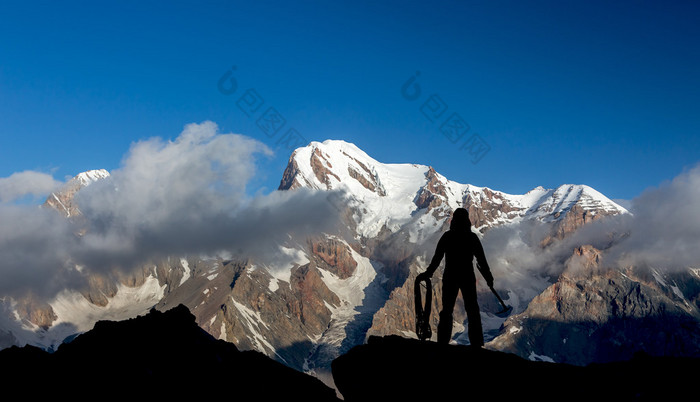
[489,285,513,318]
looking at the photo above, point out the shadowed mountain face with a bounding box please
[0,305,339,400]
[331,335,697,401]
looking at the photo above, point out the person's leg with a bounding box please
[438,280,459,344]
[462,280,484,347]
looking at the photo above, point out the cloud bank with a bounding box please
[0,121,343,299]
[607,163,700,270]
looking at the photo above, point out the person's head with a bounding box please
[449,207,471,231]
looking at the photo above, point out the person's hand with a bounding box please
[416,271,431,282]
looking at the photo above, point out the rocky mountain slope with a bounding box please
[490,245,700,364]
[2,139,699,382]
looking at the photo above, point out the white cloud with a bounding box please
[0,121,343,299]
[0,170,63,203]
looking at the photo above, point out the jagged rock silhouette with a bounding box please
[0,305,339,400]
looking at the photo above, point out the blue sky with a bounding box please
[1,0,698,202]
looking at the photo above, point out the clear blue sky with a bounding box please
[1,0,698,201]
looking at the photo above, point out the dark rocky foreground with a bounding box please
[332,335,698,401]
[2,305,697,401]
[0,305,339,400]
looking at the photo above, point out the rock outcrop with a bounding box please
[331,335,697,401]
[310,236,358,279]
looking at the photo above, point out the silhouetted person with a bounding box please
[417,208,493,346]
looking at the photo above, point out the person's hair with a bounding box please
[449,207,471,231]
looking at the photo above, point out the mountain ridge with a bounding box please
[3,138,697,383]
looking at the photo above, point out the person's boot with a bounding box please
[467,319,484,347]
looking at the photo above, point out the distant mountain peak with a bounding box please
[43,169,110,217]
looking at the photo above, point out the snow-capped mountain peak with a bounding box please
[279,139,629,238]
[280,139,415,196]
[74,169,110,186]
[522,184,629,221]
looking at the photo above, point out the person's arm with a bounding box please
[419,233,446,279]
[473,233,494,287]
